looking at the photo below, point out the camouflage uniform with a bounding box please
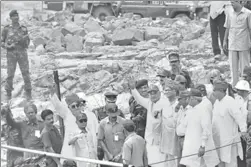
[1,22,31,99]
[92,106,124,122]
[2,123,24,167]
[129,96,147,138]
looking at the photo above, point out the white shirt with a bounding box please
[180,102,219,167]
[176,105,192,137]
[212,95,247,163]
[210,1,230,19]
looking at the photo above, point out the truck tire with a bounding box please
[92,6,114,21]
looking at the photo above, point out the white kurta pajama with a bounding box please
[180,98,220,167]
[131,89,176,167]
[212,95,247,167]
[50,94,99,163]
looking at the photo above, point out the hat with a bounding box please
[168,53,179,62]
[65,93,82,106]
[175,75,187,83]
[188,88,202,97]
[235,80,251,91]
[135,79,148,89]
[213,80,228,90]
[63,160,77,167]
[123,119,136,132]
[195,84,206,92]
[105,103,120,117]
[9,10,18,17]
[104,90,118,97]
[76,113,87,121]
[178,91,190,99]
[156,69,171,78]
[243,66,251,77]
[147,84,159,93]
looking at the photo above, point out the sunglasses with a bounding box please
[69,103,80,109]
[78,119,87,123]
[180,82,186,85]
[106,95,117,99]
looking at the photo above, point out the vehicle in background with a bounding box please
[42,1,209,20]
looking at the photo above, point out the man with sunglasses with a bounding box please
[128,79,177,167]
[50,93,98,163]
[92,90,124,122]
[211,80,248,167]
[98,103,126,164]
[168,53,193,89]
[69,113,97,167]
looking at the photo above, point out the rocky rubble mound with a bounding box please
[1,8,230,116]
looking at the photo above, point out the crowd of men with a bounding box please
[2,1,251,167]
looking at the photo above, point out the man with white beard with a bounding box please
[212,80,248,167]
[128,78,177,167]
[180,88,219,167]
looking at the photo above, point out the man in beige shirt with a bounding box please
[224,1,251,86]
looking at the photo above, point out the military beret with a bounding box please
[104,90,118,96]
[168,53,180,62]
[178,90,190,99]
[147,84,159,93]
[243,66,251,76]
[213,80,228,90]
[76,112,87,121]
[123,119,136,132]
[189,88,202,97]
[175,75,187,83]
[135,79,148,89]
[156,69,171,78]
[9,10,18,17]
[195,84,206,92]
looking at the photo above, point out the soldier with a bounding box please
[92,90,124,122]
[168,53,193,89]
[128,79,149,138]
[1,10,32,101]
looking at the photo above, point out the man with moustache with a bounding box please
[41,109,63,167]
[98,103,126,164]
[168,53,193,89]
[128,77,176,167]
[129,79,149,138]
[1,10,32,101]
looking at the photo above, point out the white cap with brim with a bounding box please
[235,80,251,92]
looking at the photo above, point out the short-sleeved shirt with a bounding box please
[224,7,251,51]
[98,116,126,157]
[5,113,44,149]
[41,125,63,154]
[122,133,147,167]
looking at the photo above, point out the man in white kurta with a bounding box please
[50,93,98,163]
[129,83,176,167]
[211,80,248,167]
[180,88,220,167]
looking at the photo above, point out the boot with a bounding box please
[25,89,32,101]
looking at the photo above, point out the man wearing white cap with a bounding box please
[235,80,251,167]
[128,78,177,167]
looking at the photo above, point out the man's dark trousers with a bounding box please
[210,12,228,56]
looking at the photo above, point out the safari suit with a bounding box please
[1,23,31,95]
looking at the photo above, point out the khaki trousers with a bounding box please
[229,50,250,86]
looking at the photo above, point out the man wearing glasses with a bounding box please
[128,79,177,167]
[50,93,98,163]
[168,53,193,89]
